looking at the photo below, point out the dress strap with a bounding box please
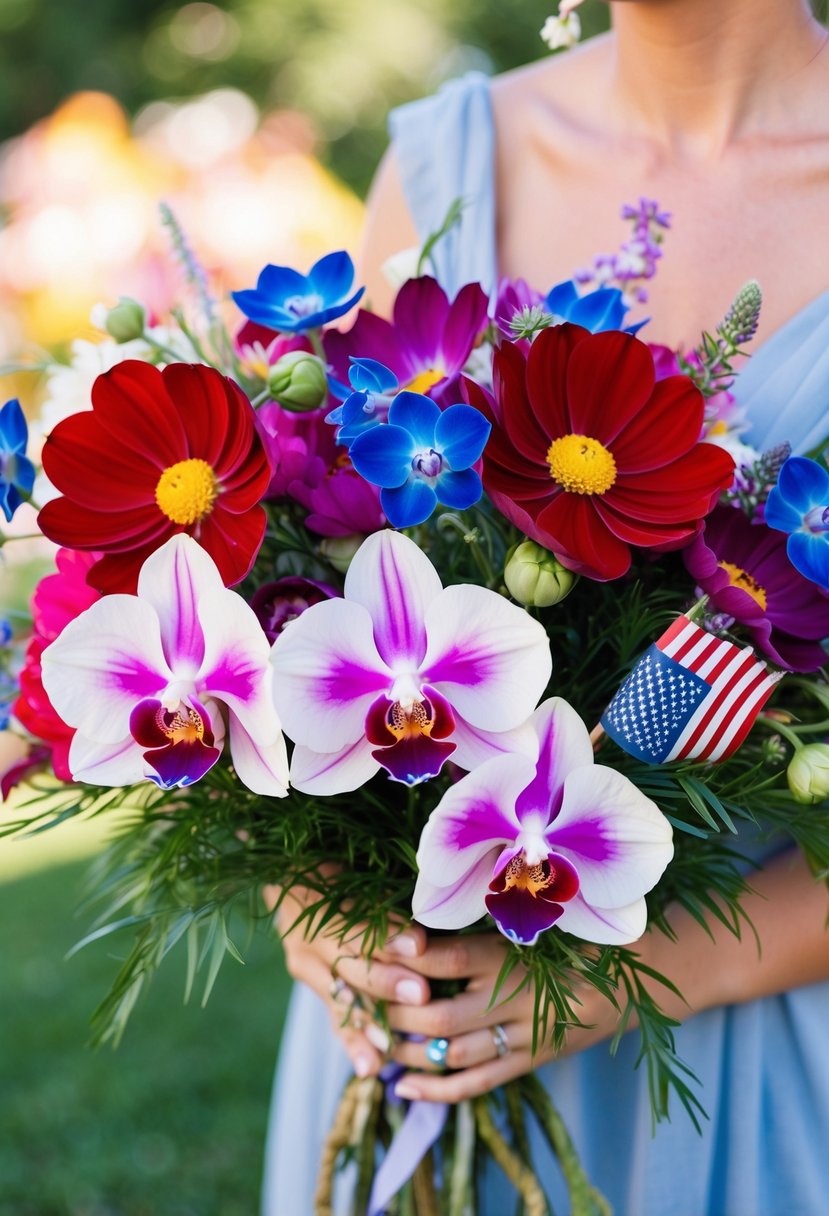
[388,71,497,297]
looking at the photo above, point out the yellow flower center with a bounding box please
[718,561,767,610]
[500,853,557,898]
[404,367,445,395]
[156,704,207,745]
[155,458,219,526]
[546,434,617,495]
[384,699,437,742]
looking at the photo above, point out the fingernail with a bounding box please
[354,1053,374,1078]
[365,1023,391,1052]
[395,979,424,1005]
[388,933,418,957]
[395,1080,422,1101]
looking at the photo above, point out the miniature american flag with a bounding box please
[601,615,781,765]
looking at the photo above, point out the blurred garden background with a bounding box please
[0,2,609,1213]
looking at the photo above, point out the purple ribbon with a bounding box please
[367,1065,448,1216]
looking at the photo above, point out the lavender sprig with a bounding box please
[575,198,672,304]
[159,202,217,327]
[684,280,763,400]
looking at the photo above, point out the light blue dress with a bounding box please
[262,73,829,1216]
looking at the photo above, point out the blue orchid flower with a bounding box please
[766,455,829,591]
[349,391,491,528]
[232,251,365,334]
[545,280,647,335]
[0,398,35,523]
[326,358,400,446]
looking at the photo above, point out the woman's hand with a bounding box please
[385,933,620,1104]
[270,884,432,1079]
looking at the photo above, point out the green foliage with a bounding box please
[0,0,612,193]
[0,855,292,1215]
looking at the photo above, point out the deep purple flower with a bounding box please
[291,458,386,538]
[251,577,339,642]
[324,276,489,410]
[683,505,829,672]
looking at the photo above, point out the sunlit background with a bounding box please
[0,3,613,1213]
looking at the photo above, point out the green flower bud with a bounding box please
[319,533,364,574]
[104,297,146,343]
[787,743,829,804]
[504,540,577,607]
[267,351,328,412]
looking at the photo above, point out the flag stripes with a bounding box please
[601,615,781,765]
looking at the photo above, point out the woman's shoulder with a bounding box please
[489,35,615,160]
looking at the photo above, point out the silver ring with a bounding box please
[491,1024,510,1058]
[329,976,348,1001]
[426,1037,450,1069]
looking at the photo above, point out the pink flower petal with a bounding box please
[420,585,551,731]
[344,531,442,668]
[515,698,594,823]
[272,598,393,752]
[555,893,648,945]
[412,851,496,931]
[415,753,534,888]
[41,596,170,744]
[67,732,147,786]
[549,765,673,909]
[289,737,380,795]
[226,708,289,796]
[136,535,216,671]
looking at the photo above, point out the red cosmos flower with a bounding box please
[466,326,735,581]
[38,360,272,594]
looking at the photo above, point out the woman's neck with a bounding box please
[607,0,827,156]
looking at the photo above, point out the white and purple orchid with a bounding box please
[413,698,673,946]
[40,534,289,795]
[271,530,552,794]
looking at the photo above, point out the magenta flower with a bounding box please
[271,530,551,793]
[683,505,829,672]
[324,276,489,410]
[256,401,335,501]
[413,698,673,946]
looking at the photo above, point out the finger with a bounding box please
[331,1011,384,1078]
[391,1022,527,1072]
[393,1046,555,1104]
[335,953,430,1006]
[386,986,534,1039]
[398,933,509,980]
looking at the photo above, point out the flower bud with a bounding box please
[504,540,577,607]
[319,533,365,574]
[104,297,146,343]
[267,351,328,412]
[787,743,829,804]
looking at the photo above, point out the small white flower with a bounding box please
[381,247,423,291]
[540,11,581,51]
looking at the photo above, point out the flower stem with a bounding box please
[473,1096,549,1216]
[412,1148,441,1216]
[505,1081,533,1216]
[448,1101,476,1216]
[314,1076,361,1215]
[520,1074,611,1216]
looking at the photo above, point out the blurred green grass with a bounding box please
[0,821,292,1216]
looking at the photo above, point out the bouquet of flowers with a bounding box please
[4,198,829,1216]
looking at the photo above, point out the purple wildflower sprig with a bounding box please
[575,198,672,304]
[682,280,763,401]
[729,441,792,520]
